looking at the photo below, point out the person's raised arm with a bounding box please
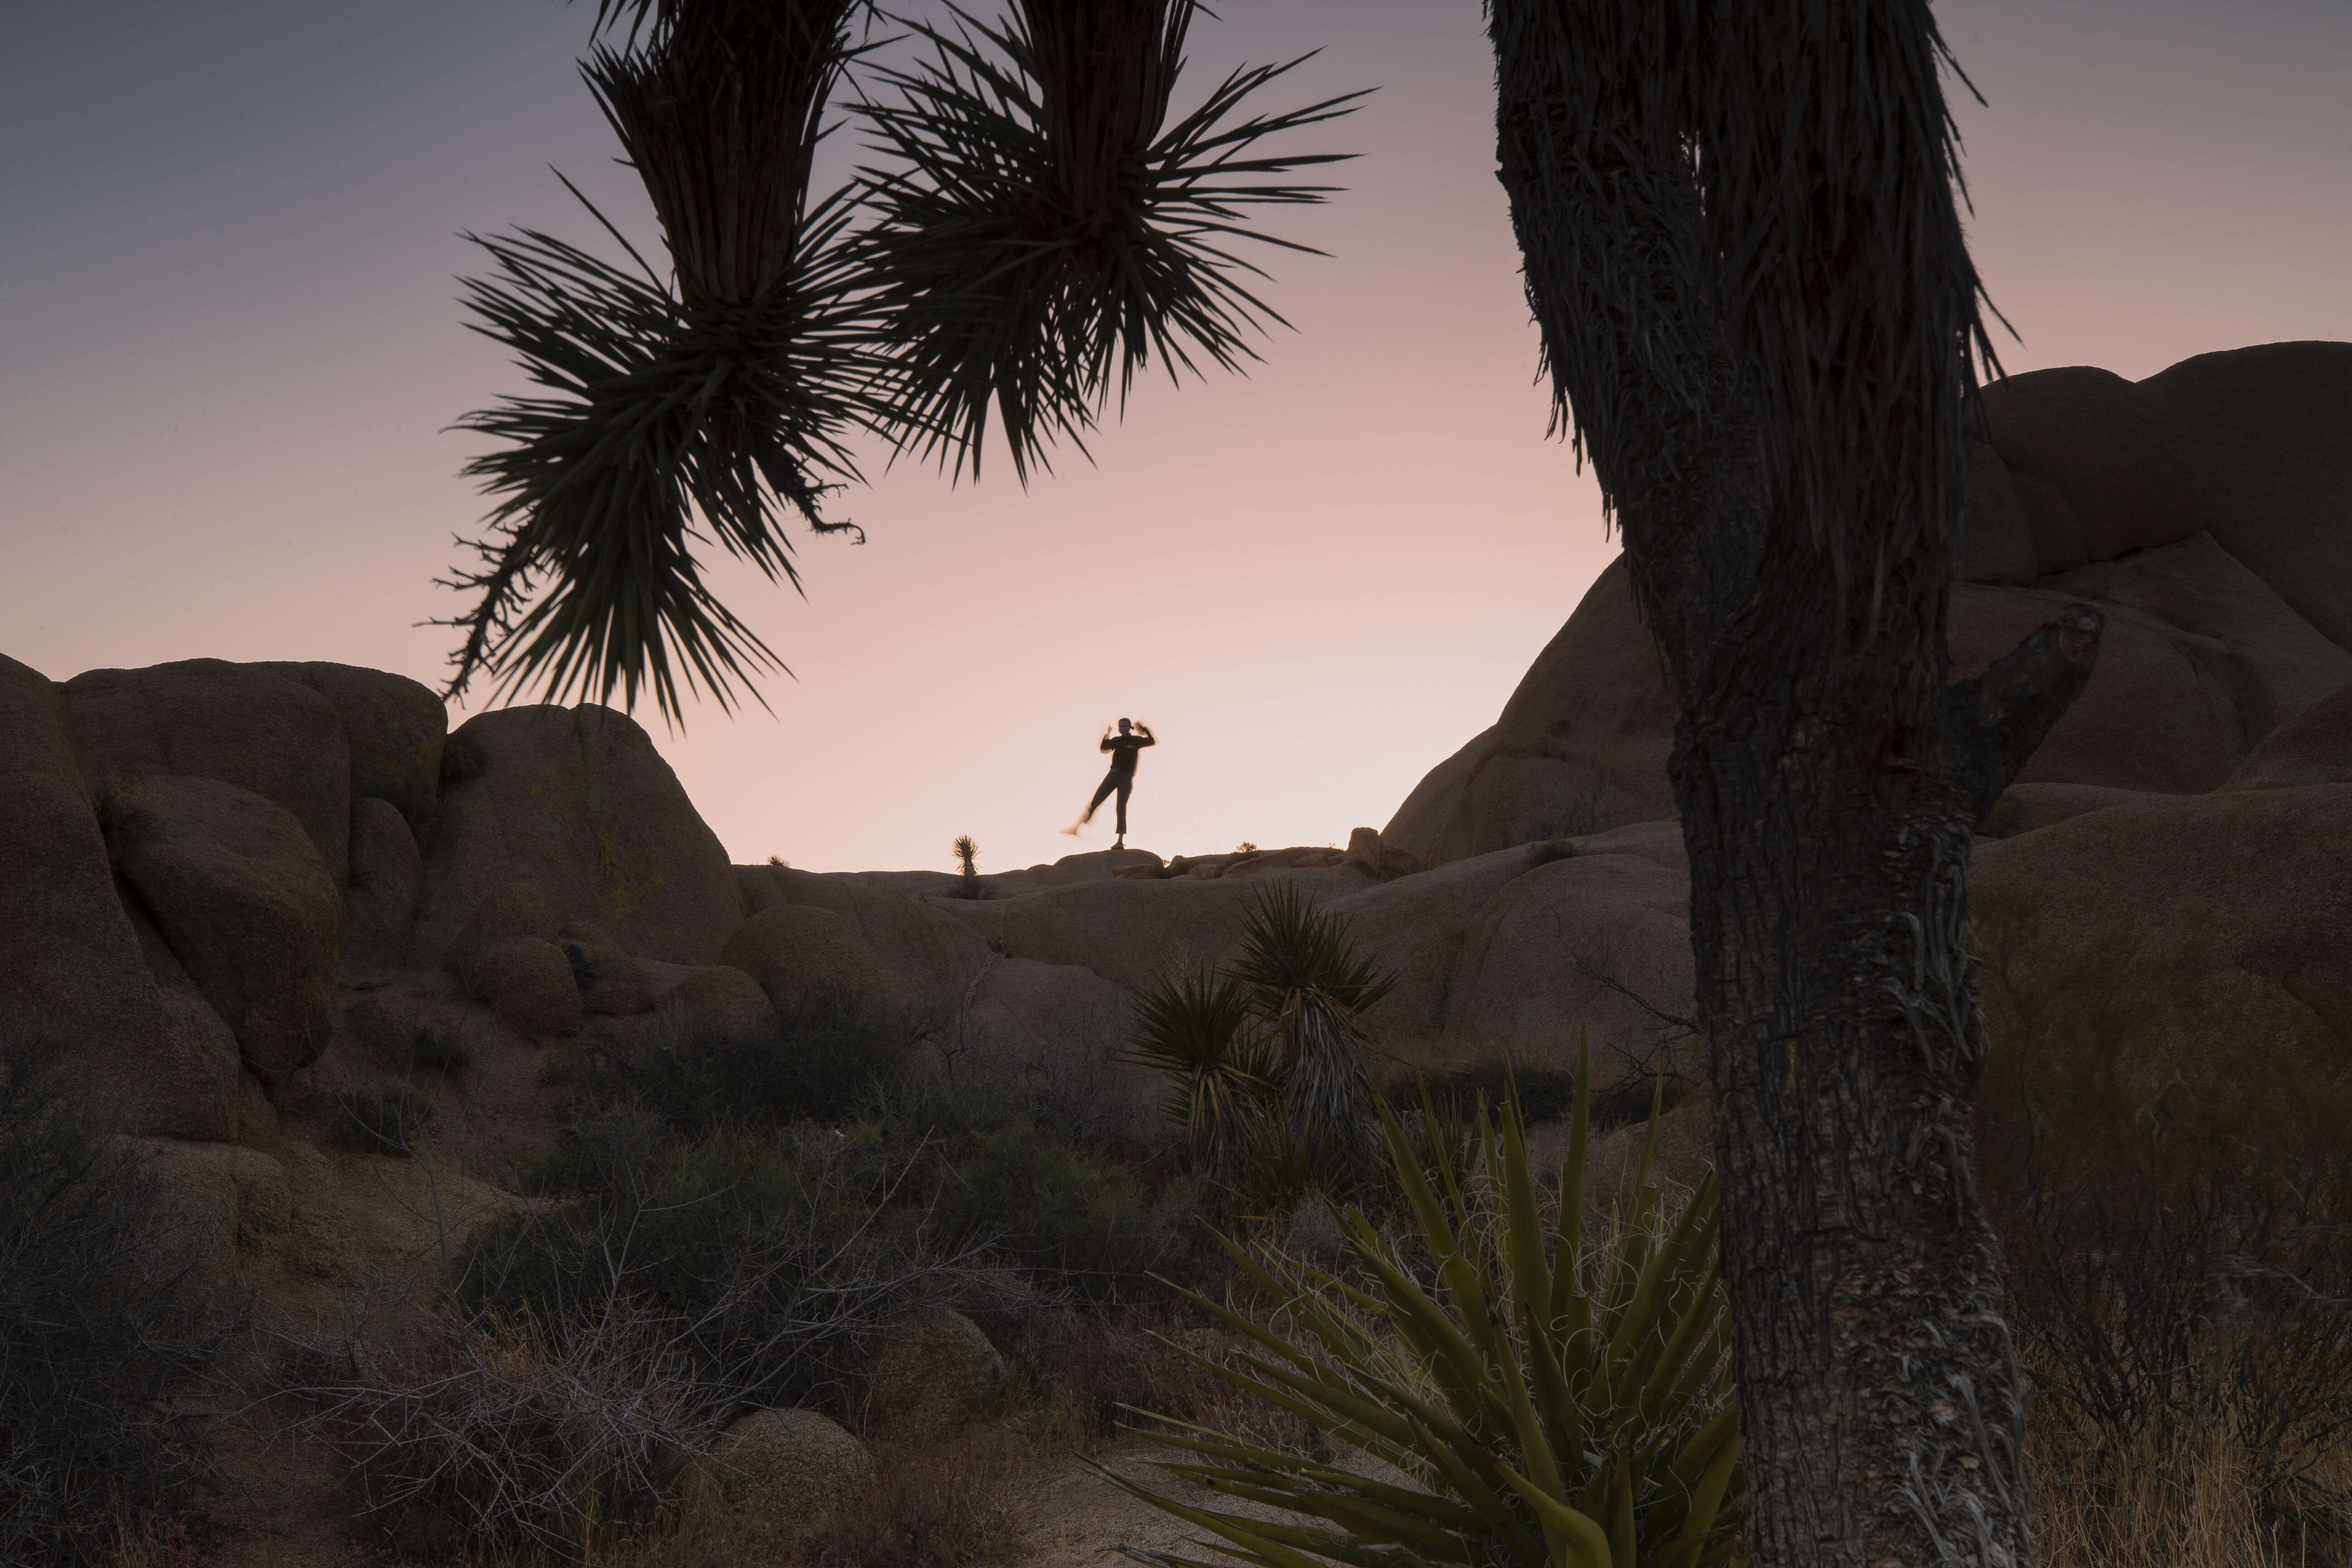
[1135,724,1156,747]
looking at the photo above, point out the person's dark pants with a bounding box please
[1083,770,1134,834]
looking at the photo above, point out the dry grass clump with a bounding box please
[332,1082,435,1154]
[262,1294,719,1562]
[2000,1149,2352,1568]
[1,1038,237,1565]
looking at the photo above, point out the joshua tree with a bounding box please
[1485,3,2100,1562]
[951,831,979,897]
[445,2,2105,1555]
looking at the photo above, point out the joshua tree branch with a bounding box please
[1942,603,2105,823]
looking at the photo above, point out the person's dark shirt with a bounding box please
[1102,730,1154,774]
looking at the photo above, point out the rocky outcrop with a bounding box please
[738,863,994,1005]
[455,936,585,1039]
[106,775,340,1091]
[1972,781,2352,1197]
[0,655,234,1140]
[412,706,741,967]
[721,905,895,1013]
[1387,344,2352,866]
[557,921,657,1016]
[61,659,355,879]
[343,798,422,973]
[257,661,447,828]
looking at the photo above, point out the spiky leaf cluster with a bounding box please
[1112,1043,1742,1568]
[1127,885,1395,1211]
[448,1,1363,721]
[444,0,891,724]
[854,0,1367,478]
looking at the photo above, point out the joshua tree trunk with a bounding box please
[1490,1,2103,1561]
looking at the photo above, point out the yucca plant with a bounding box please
[854,0,1367,478]
[952,832,981,897]
[1111,1040,1742,1568]
[1125,959,1275,1177]
[442,0,897,723]
[444,1,1363,720]
[1229,882,1395,1200]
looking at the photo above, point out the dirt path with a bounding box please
[1014,1437,1406,1568]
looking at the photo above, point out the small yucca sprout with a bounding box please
[952,834,980,898]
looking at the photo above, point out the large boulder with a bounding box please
[105,775,340,1089]
[1381,557,1679,867]
[929,871,1345,994]
[2138,342,2352,654]
[1975,364,2210,574]
[455,936,584,1039]
[1432,831,1695,1081]
[682,1408,871,1549]
[736,863,995,1004]
[556,921,657,1016]
[1971,784,2352,1199]
[1384,346,2352,866]
[721,904,895,1014]
[1948,536,2352,795]
[60,659,353,880]
[258,662,447,829]
[342,798,423,974]
[861,1306,1007,1441]
[2225,675,2352,791]
[0,655,235,1140]
[412,706,740,966]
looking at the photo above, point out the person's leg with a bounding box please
[1079,772,1121,825]
[1114,775,1132,837]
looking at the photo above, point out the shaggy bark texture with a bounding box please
[1489,1,2104,1561]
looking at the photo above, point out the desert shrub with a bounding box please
[0,1039,233,1564]
[332,1083,435,1153]
[1037,1306,1316,1456]
[934,1121,1198,1296]
[1392,1055,1583,1127]
[1526,835,1578,868]
[265,1294,717,1563]
[590,995,928,1134]
[1998,1151,2352,1567]
[461,1115,999,1414]
[410,1025,470,1075]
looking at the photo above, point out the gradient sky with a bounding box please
[5,1,2347,874]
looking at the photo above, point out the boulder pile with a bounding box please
[0,340,2345,1476]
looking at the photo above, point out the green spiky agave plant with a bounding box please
[854,0,1368,479]
[1229,883,1395,1199]
[442,0,896,725]
[1109,1038,1742,1568]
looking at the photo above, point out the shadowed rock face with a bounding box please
[1384,342,2352,868]
[107,774,341,1089]
[410,705,743,967]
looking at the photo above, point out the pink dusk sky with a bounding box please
[5,1,2347,875]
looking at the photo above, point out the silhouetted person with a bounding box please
[1064,718,1155,846]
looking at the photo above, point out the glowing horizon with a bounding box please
[4,0,2345,874]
